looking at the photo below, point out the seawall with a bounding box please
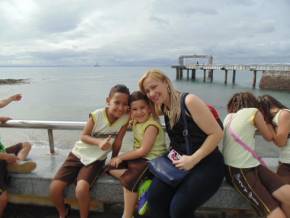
[259,71,290,91]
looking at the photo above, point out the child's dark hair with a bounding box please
[109,84,130,97]
[227,92,259,113]
[258,95,288,124]
[129,91,150,105]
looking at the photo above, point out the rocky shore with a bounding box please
[0,79,28,85]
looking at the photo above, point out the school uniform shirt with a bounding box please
[133,116,167,160]
[222,108,260,168]
[72,108,129,165]
[273,109,290,164]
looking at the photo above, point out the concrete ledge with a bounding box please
[7,146,279,210]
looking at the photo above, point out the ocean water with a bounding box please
[0,66,289,149]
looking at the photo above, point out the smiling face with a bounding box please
[106,92,129,121]
[130,99,151,123]
[142,77,169,106]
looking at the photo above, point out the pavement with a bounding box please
[4,203,260,218]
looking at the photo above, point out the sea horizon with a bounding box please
[0,65,289,150]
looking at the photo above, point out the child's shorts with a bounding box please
[0,143,22,194]
[277,162,290,184]
[111,158,150,192]
[53,152,105,188]
[225,165,285,217]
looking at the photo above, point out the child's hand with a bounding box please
[0,116,12,123]
[110,157,122,168]
[10,94,22,102]
[5,154,18,164]
[99,135,112,150]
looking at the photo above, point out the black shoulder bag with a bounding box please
[148,93,191,187]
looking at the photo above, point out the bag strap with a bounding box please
[180,93,191,154]
[226,114,267,167]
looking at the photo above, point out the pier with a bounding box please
[172,55,290,88]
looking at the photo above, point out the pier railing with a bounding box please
[1,119,289,154]
[172,64,290,71]
[171,63,290,88]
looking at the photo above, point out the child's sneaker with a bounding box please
[7,160,37,173]
[137,179,152,216]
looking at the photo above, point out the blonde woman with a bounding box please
[139,69,224,218]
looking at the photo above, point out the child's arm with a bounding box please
[0,116,12,123]
[110,125,158,167]
[111,123,129,158]
[0,153,18,163]
[254,111,273,141]
[272,110,290,147]
[0,94,22,108]
[80,116,112,150]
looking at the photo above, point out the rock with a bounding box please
[0,79,29,85]
[259,71,290,91]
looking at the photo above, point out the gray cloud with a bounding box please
[0,0,289,66]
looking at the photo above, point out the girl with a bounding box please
[223,92,290,218]
[139,69,224,218]
[109,91,167,218]
[49,84,130,218]
[258,95,290,182]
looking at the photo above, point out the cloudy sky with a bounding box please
[0,0,289,66]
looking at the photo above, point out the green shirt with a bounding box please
[0,141,6,153]
[222,108,259,168]
[133,116,167,160]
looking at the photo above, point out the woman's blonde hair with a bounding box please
[139,69,181,127]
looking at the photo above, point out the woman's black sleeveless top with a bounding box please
[164,93,219,155]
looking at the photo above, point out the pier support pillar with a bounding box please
[208,70,213,83]
[176,68,183,80]
[232,70,236,85]
[252,70,257,89]
[203,69,206,82]
[191,69,196,80]
[224,70,228,84]
[187,69,190,80]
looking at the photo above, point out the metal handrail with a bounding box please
[0,120,86,154]
[1,119,289,154]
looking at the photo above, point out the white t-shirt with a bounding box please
[273,109,290,163]
[72,108,129,165]
[222,108,260,168]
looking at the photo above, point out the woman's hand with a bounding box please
[110,157,122,168]
[173,155,199,171]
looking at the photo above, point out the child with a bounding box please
[0,94,36,218]
[258,95,290,182]
[223,92,290,218]
[49,84,130,218]
[109,91,167,218]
